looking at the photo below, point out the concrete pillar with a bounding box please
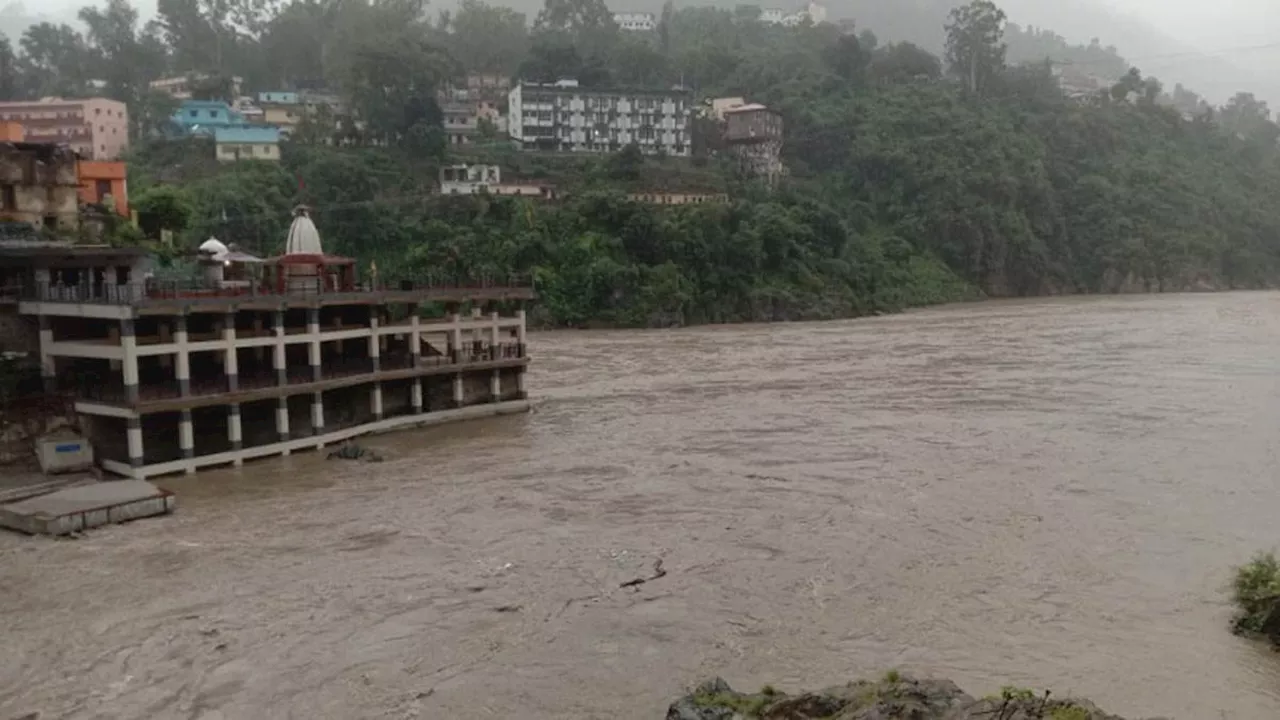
[107,323,121,371]
[410,313,421,367]
[372,382,383,420]
[228,403,243,466]
[452,374,463,408]
[489,310,500,359]
[121,318,139,405]
[276,397,290,453]
[175,314,190,396]
[223,312,238,391]
[368,308,380,372]
[412,378,424,413]
[312,392,324,444]
[308,308,322,382]
[447,311,462,364]
[490,369,501,401]
[179,409,195,473]
[515,307,527,357]
[37,315,54,391]
[516,367,526,398]
[127,416,144,468]
[273,310,286,386]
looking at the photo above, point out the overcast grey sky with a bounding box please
[1108,0,1277,46]
[13,0,1280,57]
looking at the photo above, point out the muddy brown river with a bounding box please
[4,293,1280,719]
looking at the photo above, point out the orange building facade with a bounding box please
[77,161,128,217]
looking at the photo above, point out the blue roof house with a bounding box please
[213,126,281,162]
[171,100,246,137]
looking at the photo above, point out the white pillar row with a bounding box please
[490,369,501,401]
[228,403,243,467]
[452,373,464,408]
[371,382,383,420]
[411,377,423,413]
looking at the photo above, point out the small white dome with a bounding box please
[198,237,228,255]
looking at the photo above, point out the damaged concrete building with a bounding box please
[0,141,80,234]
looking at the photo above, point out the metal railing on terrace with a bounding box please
[59,343,527,407]
[22,273,534,306]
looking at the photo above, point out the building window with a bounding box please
[189,110,197,118]
[98,125,103,133]
[95,108,101,116]
[1,185,14,210]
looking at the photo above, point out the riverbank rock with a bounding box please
[666,674,1157,720]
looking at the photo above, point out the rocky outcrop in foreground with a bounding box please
[668,674,1165,720]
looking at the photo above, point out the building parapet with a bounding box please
[19,272,536,311]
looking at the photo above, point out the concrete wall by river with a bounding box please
[3,293,1280,719]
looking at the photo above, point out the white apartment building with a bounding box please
[508,80,692,156]
[614,11,657,30]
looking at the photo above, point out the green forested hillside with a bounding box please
[20,0,1280,327]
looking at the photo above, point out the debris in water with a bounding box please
[620,558,667,590]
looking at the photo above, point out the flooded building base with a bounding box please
[2,207,535,479]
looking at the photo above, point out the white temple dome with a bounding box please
[198,237,228,256]
[285,205,323,256]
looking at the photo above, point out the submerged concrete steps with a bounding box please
[0,480,175,536]
[0,473,99,505]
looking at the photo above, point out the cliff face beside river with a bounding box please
[667,675,1163,720]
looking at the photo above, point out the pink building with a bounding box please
[0,98,129,160]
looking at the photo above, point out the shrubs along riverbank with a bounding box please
[666,674,1159,720]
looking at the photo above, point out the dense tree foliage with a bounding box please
[6,0,1280,326]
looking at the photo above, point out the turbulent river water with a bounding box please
[5,293,1280,719]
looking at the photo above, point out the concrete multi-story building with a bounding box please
[508,79,692,156]
[4,208,534,479]
[0,98,128,160]
[0,141,80,232]
[614,11,656,30]
[723,103,785,183]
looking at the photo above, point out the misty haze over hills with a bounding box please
[0,0,1275,105]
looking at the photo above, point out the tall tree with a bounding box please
[19,23,93,98]
[944,0,1006,95]
[446,0,529,75]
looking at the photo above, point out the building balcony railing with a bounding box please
[60,343,527,408]
[22,272,534,306]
